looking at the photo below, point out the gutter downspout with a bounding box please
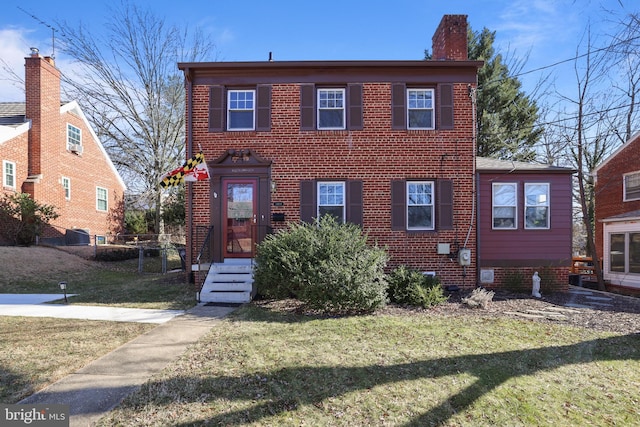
[184,67,194,282]
[465,84,478,285]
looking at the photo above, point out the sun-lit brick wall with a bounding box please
[187,80,478,288]
[0,53,126,242]
[595,138,640,258]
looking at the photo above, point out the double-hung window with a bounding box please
[407,181,434,230]
[62,177,71,200]
[96,187,108,212]
[492,183,517,229]
[227,90,255,130]
[624,172,640,201]
[317,181,345,223]
[525,183,550,229]
[67,124,81,149]
[3,160,15,190]
[407,89,435,129]
[317,89,345,130]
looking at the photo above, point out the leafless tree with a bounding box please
[55,2,216,233]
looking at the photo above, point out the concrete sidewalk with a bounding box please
[17,303,238,427]
[0,294,184,323]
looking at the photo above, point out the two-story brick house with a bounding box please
[0,49,126,245]
[178,15,482,301]
[594,133,640,290]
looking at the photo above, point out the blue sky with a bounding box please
[0,0,633,102]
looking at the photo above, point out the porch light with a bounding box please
[270,180,277,193]
[59,281,68,303]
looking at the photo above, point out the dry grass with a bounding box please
[97,301,640,426]
[0,316,154,403]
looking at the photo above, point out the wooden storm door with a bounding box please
[223,178,258,258]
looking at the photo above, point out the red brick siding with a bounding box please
[188,81,478,288]
[1,55,124,243]
[432,15,468,61]
[482,266,568,292]
[595,138,640,258]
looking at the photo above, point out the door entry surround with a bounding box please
[209,149,272,262]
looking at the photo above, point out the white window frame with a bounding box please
[62,177,71,200]
[317,88,346,130]
[67,123,82,149]
[406,181,435,231]
[407,88,435,130]
[3,160,16,190]
[623,171,640,202]
[492,183,517,229]
[227,89,255,131]
[524,183,550,229]
[96,186,108,212]
[317,181,346,223]
[608,232,640,275]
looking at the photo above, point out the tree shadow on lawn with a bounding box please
[123,333,639,426]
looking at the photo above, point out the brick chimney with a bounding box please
[24,47,60,184]
[431,15,468,60]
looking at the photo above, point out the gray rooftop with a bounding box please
[476,156,575,173]
[0,102,26,125]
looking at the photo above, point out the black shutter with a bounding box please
[438,84,454,130]
[300,84,315,130]
[391,180,406,230]
[209,86,224,132]
[256,84,271,131]
[300,180,316,223]
[392,83,406,130]
[437,179,454,230]
[347,84,363,130]
[347,180,363,226]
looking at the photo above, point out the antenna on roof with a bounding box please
[17,6,57,59]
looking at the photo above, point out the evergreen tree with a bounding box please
[426,27,542,160]
[470,27,542,160]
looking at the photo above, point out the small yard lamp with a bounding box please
[59,281,68,303]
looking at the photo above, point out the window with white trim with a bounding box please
[624,171,640,201]
[407,88,435,129]
[317,88,345,130]
[67,124,81,148]
[525,183,550,229]
[227,90,255,130]
[96,187,108,212]
[407,181,434,230]
[3,160,16,190]
[492,183,517,229]
[317,181,345,223]
[62,177,71,200]
[609,232,640,274]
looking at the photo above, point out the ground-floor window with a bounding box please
[609,232,640,274]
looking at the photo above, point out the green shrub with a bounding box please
[503,269,526,292]
[253,216,389,313]
[387,265,448,308]
[0,193,59,246]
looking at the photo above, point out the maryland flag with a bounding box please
[160,152,210,188]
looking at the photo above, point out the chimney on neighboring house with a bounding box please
[431,15,468,60]
[24,47,61,193]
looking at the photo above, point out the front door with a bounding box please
[223,178,257,258]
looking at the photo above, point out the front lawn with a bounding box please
[97,301,640,426]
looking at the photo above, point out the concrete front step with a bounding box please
[200,259,255,303]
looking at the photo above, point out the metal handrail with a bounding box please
[195,226,215,302]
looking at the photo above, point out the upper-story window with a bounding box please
[407,89,435,129]
[407,181,434,230]
[317,89,345,130]
[96,187,108,212]
[227,90,255,131]
[624,171,640,201]
[3,160,16,190]
[62,177,71,200]
[67,124,82,150]
[492,183,517,229]
[317,181,345,223]
[525,183,550,229]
